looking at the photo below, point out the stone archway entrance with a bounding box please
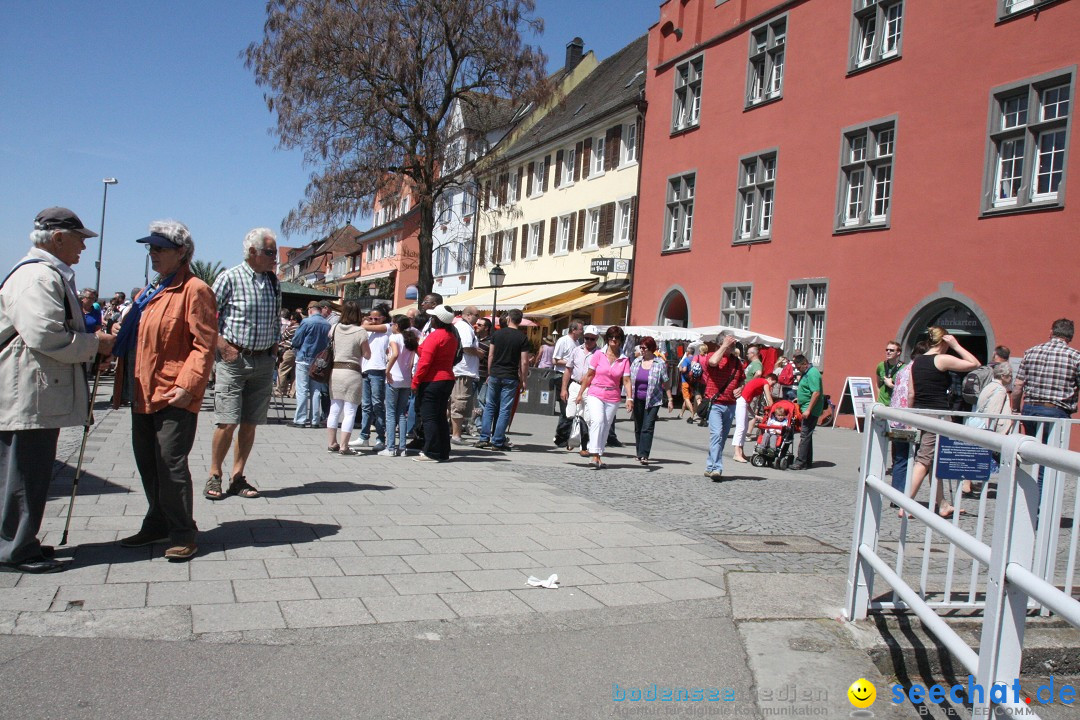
[902,298,991,364]
[658,288,690,327]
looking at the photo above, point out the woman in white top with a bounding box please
[326,300,370,455]
[357,304,391,450]
[383,315,419,456]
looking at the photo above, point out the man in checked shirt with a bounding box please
[1012,318,1080,479]
[204,228,281,501]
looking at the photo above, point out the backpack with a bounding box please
[689,359,704,381]
[961,364,995,405]
[777,362,796,386]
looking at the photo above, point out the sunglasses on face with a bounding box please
[885,348,899,353]
[259,248,277,257]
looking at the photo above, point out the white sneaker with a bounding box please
[378,448,398,457]
[348,437,367,449]
[450,437,466,446]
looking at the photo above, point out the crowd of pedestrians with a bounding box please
[3,205,1078,574]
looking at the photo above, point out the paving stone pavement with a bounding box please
[3,388,908,642]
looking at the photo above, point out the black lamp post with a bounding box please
[488,264,506,329]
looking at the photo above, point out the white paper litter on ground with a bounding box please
[526,574,559,589]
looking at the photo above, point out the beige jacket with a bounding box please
[0,250,99,430]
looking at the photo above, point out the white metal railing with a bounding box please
[846,405,1080,718]
[876,410,1078,616]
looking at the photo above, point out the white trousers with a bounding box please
[733,396,750,451]
[327,399,359,433]
[585,395,618,456]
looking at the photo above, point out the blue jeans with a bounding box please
[707,402,736,474]
[891,441,910,493]
[479,376,519,446]
[293,361,327,426]
[1021,403,1070,490]
[385,386,411,452]
[360,370,387,442]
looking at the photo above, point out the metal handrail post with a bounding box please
[974,435,1039,718]
[845,412,889,621]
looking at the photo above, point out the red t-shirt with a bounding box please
[703,355,745,405]
[740,377,770,402]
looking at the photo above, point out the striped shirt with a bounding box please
[212,262,281,350]
[1017,337,1080,414]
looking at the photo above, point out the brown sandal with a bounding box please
[227,475,260,499]
[204,475,224,501]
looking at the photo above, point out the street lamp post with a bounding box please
[95,178,118,295]
[488,264,506,329]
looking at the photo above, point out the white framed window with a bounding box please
[387,235,396,257]
[507,171,519,204]
[983,70,1072,214]
[584,208,600,250]
[746,17,786,107]
[592,136,605,176]
[836,117,896,231]
[999,0,1056,19]
[622,122,638,165]
[366,243,376,263]
[556,215,571,254]
[850,1,903,72]
[735,151,777,243]
[562,146,576,186]
[462,189,477,216]
[614,200,633,246]
[527,221,541,259]
[664,173,695,251]
[484,234,496,267]
[672,56,703,132]
[721,285,752,331]
[531,160,545,197]
[500,231,512,263]
[788,280,828,367]
[435,246,449,276]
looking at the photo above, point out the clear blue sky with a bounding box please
[0,1,660,296]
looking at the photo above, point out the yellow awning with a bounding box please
[524,291,628,318]
[445,281,591,311]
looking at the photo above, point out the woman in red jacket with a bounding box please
[412,305,459,462]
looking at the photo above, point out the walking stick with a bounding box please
[59,358,104,546]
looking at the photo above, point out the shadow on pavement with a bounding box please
[260,481,391,498]
[65,519,341,568]
[47,469,135,500]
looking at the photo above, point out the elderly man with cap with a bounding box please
[205,228,281,501]
[0,208,115,573]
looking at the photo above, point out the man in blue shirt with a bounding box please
[290,302,331,427]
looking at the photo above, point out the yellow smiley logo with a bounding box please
[848,678,876,709]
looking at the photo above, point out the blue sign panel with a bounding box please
[936,436,993,482]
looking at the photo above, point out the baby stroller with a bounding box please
[750,400,802,470]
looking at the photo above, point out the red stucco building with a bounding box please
[631,0,1077,407]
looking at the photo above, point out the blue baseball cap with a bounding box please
[135,231,183,249]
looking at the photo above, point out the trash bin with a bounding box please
[517,368,559,415]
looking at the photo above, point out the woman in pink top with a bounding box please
[576,325,632,469]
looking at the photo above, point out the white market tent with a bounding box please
[609,324,785,348]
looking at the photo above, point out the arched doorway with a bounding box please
[900,296,992,365]
[658,288,690,327]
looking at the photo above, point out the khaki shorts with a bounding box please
[915,430,937,468]
[450,376,477,421]
[214,352,275,425]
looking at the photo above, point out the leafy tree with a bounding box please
[190,259,225,286]
[246,0,549,297]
